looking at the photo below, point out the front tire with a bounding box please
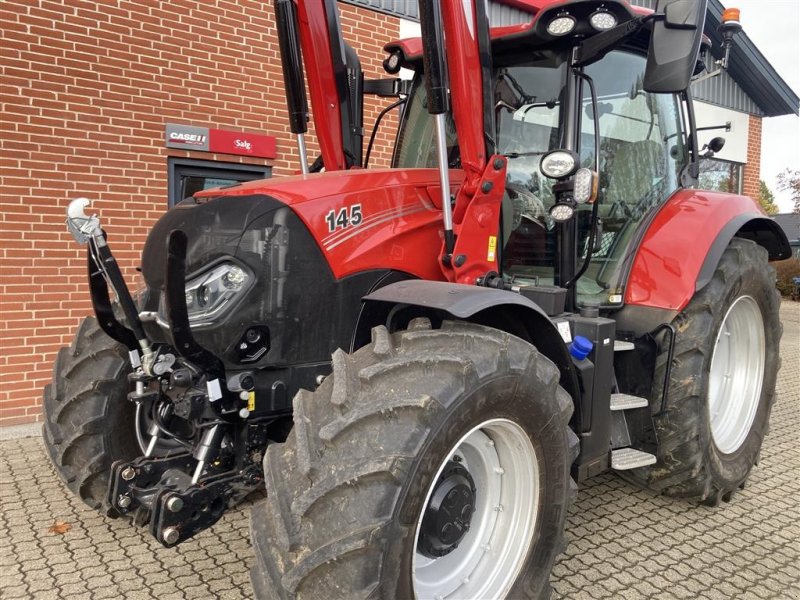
[43,317,140,515]
[628,238,781,504]
[250,319,578,600]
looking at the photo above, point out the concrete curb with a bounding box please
[0,422,42,441]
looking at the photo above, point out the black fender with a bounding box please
[359,280,580,402]
[697,215,791,292]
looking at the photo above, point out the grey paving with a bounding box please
[1,303,798,599]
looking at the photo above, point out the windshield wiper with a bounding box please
[503,151,546,159]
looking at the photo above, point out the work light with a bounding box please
[549,201,576,222]
[590,10,617,31]
[540,150,579,179]
[546,15,576,36]
[573,168,599,204]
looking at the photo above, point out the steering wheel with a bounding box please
[505,183,546,229]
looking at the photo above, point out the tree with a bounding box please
[777,169,800,215]
[758,180,779,215]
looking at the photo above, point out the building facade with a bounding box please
[0,0,401,425]
[0,0,797,426]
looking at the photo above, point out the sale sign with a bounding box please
[209,128,277,159]
[165,124,277,159]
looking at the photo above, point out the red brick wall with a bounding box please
[742,114,762,200]
[0,1,401,425]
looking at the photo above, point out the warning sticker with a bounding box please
[247,391,256,412]
[487,235,498,262]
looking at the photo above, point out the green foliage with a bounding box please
[758,180,779,215]
[776,169,800,215]
[774,258,800,299]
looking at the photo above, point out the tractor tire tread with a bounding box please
[622,238,781,502]
[250,321,575,600]
[42,316,138,516]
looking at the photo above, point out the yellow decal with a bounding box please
[247,391,256,412]
[487,235,497,262]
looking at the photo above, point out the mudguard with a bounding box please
[625,189,791,312]
[362,280,580,401]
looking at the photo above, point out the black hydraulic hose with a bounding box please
[154,403,193,449]
[651,323,676,416]
[565,71,601,290]
[90,231,147,344]
[364,98,406,168]
[580,71,601,174]
[165,230,225,378]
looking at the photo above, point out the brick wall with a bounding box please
[0,1,400,425]
[742,114,762,201]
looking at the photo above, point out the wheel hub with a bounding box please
[417,460,476,558]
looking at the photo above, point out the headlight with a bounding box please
[546,15,576,36]
[183,262,251,325]
[540,150,579,179]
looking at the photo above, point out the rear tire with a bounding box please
[625,238,781,504]
[250,319,578,600]
[43,317,140,515]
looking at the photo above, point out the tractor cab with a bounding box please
[394,41,688,308]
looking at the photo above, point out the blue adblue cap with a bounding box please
[569,335,593,361]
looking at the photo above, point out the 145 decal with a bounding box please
[325,204,363,232]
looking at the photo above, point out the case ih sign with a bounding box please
[165,123,277,159]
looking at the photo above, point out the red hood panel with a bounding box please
[196,169,464,281]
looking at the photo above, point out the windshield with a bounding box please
[395,50,686,307]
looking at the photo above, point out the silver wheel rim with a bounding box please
[412,418,539,600]
[134,402,184,456]
[708,295,765,454]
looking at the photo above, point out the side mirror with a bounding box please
[702,136,725,157]
[644,0,707,93]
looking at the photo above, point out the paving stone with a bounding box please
[0,303,797,599]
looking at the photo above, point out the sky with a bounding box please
[728,0,800,212]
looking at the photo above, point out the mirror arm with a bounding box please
[692,15,741,83]
[696,122,731,133]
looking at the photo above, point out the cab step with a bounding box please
[614,340,635,352]
[611,448,657,470]
[610,393,649,411]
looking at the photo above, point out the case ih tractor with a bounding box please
[46,0,790,598]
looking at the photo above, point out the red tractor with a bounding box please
[47,0,790,597]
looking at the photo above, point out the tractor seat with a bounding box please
[600,139,665,218]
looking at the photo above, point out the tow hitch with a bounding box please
[109,451,263,547]
[66,198,270,545]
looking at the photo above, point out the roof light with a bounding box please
[590,10,617,31]
[721,8,740,23]
[546,15,576,36]
[540,150,579,179]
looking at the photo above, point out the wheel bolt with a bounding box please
[121,466,136,481]
[162,527,180,545]
[166,496,184,513]
[117,495,132,509]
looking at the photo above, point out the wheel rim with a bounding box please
[412,419,539,600]
[134,401,186,456]
[707,295,765,455]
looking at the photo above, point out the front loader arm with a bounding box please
[294,0,353,171]
[420,0,507,284]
